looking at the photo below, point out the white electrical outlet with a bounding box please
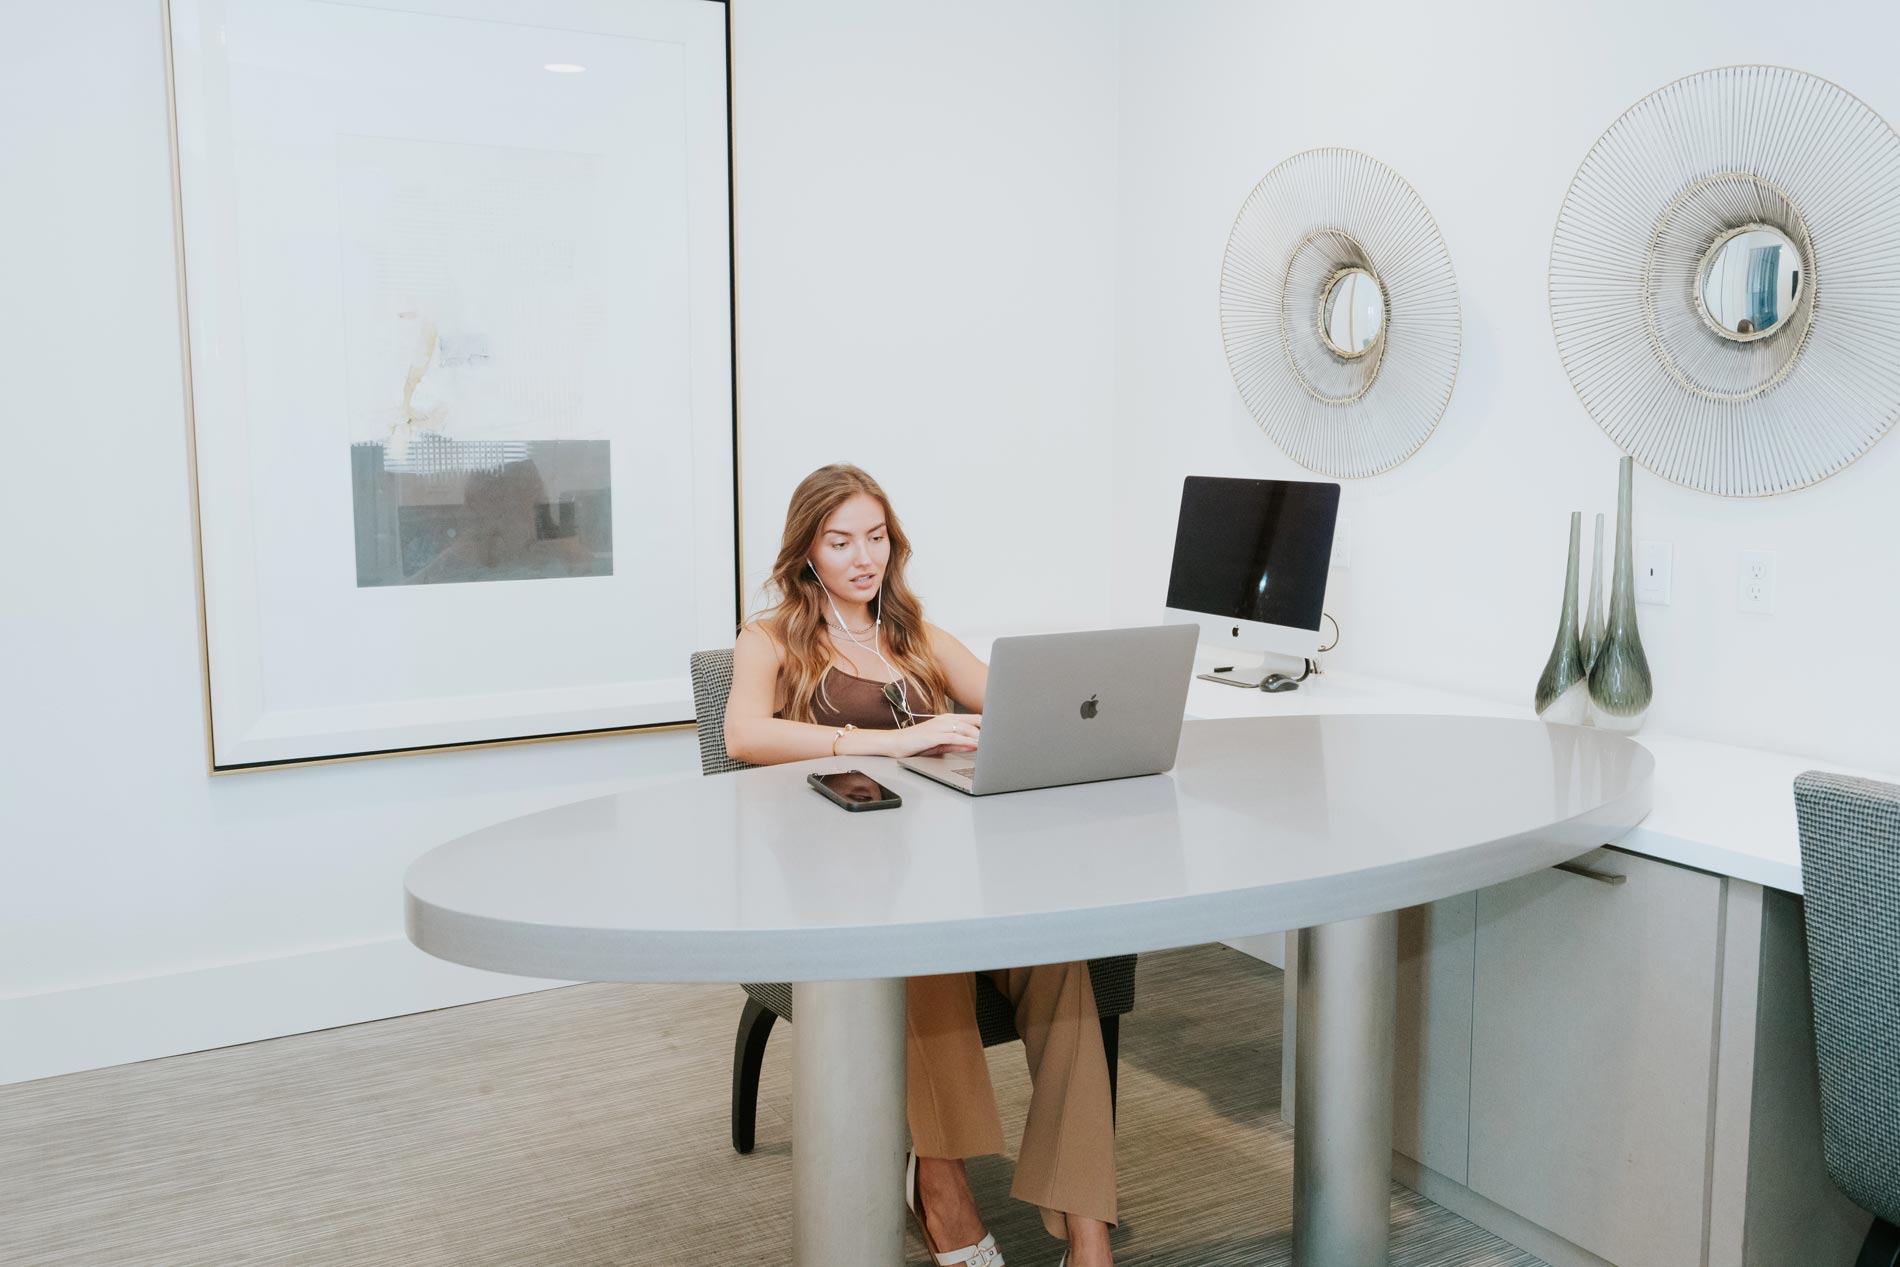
[1738,549,1776,613]
[1331,517,1352,570]
[1635,540,1673,606]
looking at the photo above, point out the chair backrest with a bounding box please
[690,648,758,777]
[1793,770,1900,1226]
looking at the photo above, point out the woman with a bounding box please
[725,465,1118,1267]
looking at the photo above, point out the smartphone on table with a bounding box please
[807,769,903,812]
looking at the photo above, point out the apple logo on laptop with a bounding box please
[1080,694,1099,720]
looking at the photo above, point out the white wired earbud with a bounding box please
[808,558,945,722]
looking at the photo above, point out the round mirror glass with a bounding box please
[1320,268,1385,357]
[1698,227,1803,340]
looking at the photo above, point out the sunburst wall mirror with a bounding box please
[1550,65,1900,496]
[1219,148,1462,478]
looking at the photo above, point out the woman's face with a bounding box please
[808,492,891,604]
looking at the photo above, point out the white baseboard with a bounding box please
[0,938,572,1087]
[9,932,1291,1087]
[1223,931,1286,969]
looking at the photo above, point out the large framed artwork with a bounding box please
[167,0,737,770]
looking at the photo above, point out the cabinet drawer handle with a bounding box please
[1553,860,1627,886]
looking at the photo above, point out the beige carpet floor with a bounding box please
[0,944,1544,1266]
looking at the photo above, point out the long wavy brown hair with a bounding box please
[754,465,949,725]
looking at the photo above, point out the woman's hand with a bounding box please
[873,714,981,758]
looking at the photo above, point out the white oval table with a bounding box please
[407,715,1653,1267]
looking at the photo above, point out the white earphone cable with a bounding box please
[808,559,945,722]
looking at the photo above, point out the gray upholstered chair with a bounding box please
[690,647,1137,1154]
[1794,771,1900,1267]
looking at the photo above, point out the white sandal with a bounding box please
[905,1149,1005,1266]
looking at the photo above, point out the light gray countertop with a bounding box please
[1177,667,1881,893]
[406,714,1652,984]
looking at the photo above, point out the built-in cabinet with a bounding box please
[1285,847,1871,1267]
[1391,892,1473,1184]
[1467,849,1722,1267]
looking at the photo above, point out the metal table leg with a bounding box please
[1294,912,1399,1267]
[792,978,908,1267]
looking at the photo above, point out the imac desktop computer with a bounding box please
[1163,475,1341,690]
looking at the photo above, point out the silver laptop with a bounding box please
[898,625,1198,796]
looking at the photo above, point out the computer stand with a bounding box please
[1196,657,1321,691]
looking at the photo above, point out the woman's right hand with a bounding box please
[877,713,981,757]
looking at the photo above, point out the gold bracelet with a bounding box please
[831,723,856,756]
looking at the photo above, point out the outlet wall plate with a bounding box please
[1331,516,1353,570]
[1739,549,1777,614]
[1636,540,1673,606]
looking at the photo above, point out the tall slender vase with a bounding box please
[1581,512,1606,674]
[1589,457,1653,733]
[1534,511,1589,725]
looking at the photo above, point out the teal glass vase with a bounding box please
[1534,510,1589,725]
[1589,457,1653,732]
[1581,511,1606,672]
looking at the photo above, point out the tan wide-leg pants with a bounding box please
[906,961,1117,1239]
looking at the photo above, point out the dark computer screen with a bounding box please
[1165,476,1340,629]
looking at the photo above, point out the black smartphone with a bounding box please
[807,769,903,812]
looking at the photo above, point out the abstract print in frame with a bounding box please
[168,0,736,769]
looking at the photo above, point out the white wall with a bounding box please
[0,0,1120,1085]
[732,1,1120,632]
[1110,0,1900,773]
[15,0,1894,1088]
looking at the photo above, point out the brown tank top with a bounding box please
[781,668,929,730]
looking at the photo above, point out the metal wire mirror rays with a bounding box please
[1550,65,1900,497]
[1220,148,1461,478]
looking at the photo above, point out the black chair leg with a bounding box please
[1858,1217,1900,1267]
[731,999,777,1155]
[1100,1014,1121,1128]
